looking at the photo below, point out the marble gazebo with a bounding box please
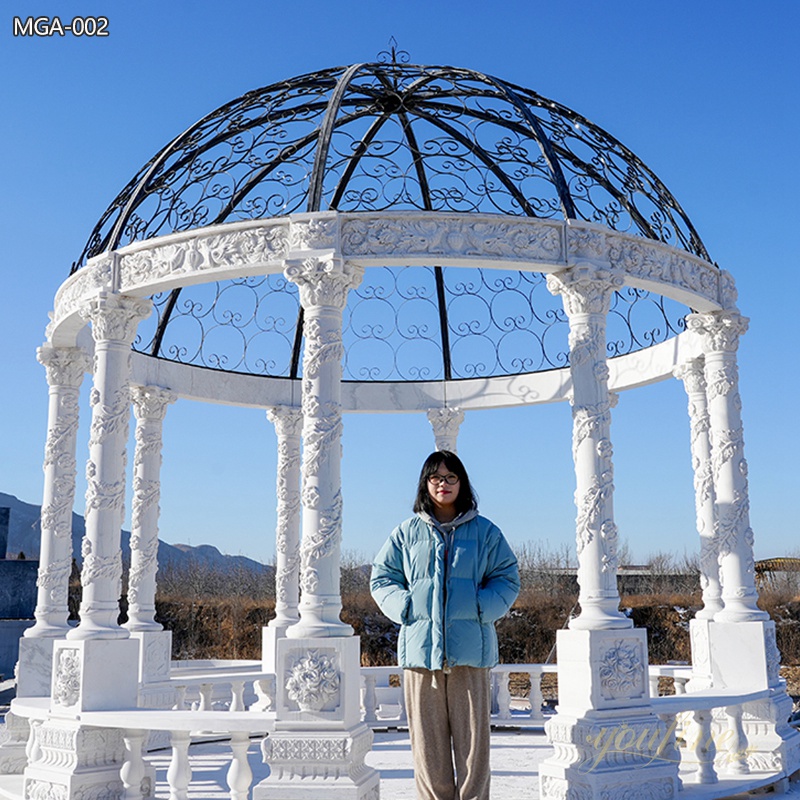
[6,54,798,800]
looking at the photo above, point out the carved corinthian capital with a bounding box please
[546,264,624,316]
[284,257,363,310]
[79,292,152,343]
[130,385,176,422]
[686,311,749,354]
[427,407,465,453]
[37,345,89,388]
[267,405,304,439]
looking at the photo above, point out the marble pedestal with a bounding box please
[539,628,679,800]
[21,638,141,800]
[253,635,380,800]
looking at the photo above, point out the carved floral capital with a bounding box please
[79,293,152,344]
[37,345,89,388]
[284,257,363,310]
[546,264,624,316]
[686,311,749,354]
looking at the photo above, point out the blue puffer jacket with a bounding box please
[370,513,520,670]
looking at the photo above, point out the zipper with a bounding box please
[442,527,452,674]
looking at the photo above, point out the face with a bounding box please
[427,462,461,517]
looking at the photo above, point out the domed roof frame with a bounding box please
[66,55,715,392]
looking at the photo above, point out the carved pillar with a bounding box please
[284,256,362,639]
[674,356,722,619]
[256,255,379,800]
[426,407,464,453]
[547,265,629,631]
[125,385,175,632]
[540,265,675,800]
[262,405,302,671]
[27,346,88,638]
[69,292,151,641]
[686,311,766,623]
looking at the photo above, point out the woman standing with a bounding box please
[370,451,520,800]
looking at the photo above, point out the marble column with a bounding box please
[125,385,175,632]
[686,311,767,623]
[674,356,722,619]
[262,406,302,669]
[27,346,88,638]
[426,407,464,453]
[284,256,363,639]
[547,265,630,630]
[69,292,151,641]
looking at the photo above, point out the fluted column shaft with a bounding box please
[547,265,630,630]
[284,256,363,638]
[266,405,303,630]
[27,346,89,638]
[125,385,175,632]
[687,311,767,622]
[69,293,152,640]
[426,407,465,453]
[674,357,722,619]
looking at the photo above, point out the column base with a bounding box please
[0,712,30,775]
[539,710,679,800]
[23,719,129,800]
[50,639,139,715]
[16,637,57,698]
[708,621,781,690]
[687,618,714,691]
[556,628,649,714]
[129,629,172,684]
[568,597,633,632]
[255,724,379,800]
[741,688,800,775]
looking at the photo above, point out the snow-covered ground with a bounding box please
[144,729,547,799]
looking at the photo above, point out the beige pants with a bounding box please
[403,666,492,800]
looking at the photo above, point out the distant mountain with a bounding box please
[0,492,270,574]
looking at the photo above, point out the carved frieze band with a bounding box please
[52,214,730,341]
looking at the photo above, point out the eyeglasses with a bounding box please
[428,473,459,486]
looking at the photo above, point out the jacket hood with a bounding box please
[417,506,479,534]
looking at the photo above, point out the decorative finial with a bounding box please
[377,37,410,65]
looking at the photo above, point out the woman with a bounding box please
[370,451,520,800]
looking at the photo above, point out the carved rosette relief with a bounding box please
[285,649,340,712]
[598,639,646,700]
[426,407,465,453]
[52,648,81,707]
[687,311,762,621]
[126,386,175,627]
[267,406,302,622]
[548,265,626,627]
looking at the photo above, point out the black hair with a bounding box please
[413,450,477,516]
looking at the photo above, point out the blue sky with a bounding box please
[2,1,798,565]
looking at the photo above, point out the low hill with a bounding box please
[0,492,270,575]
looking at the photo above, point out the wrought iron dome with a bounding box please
[74,56,712,383]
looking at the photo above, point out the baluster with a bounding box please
[691,708,718,784]
[363,672,378,723]
[167,730,191,800]
[173,684,187,710]
[497,671,512,720]
[528,669,545,722]
[121,729,146,800]
[656,713,681,775]
[198,683,213,712]
[25,720,42,765]
[227,731,253,800]
[230,680,245,712]
[649,672,660,698]
[721,704,749,775]
[397,672,407,724]
[674,676,688,695]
